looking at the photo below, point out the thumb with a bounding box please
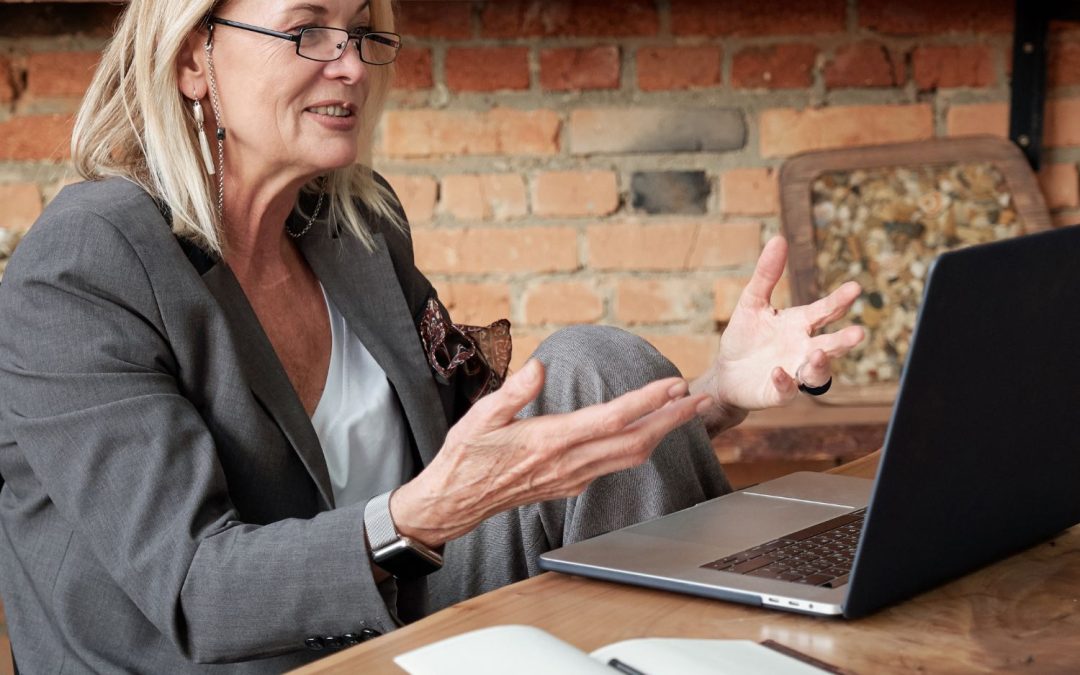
[469,358,546,430]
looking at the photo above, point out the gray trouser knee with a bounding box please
[425,326,731,613]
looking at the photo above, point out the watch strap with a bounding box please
[364,489,399,552]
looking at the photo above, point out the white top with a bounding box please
[311,286,412,508]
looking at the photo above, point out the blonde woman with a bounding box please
[0,0,862,670]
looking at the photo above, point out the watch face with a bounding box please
[373,538,444,579]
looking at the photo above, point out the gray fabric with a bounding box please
[428,325,731,612]
[0,178,731,672]
[0,177,445,672]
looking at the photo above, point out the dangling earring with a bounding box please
[191,97,216,176]
[204,25,226,221]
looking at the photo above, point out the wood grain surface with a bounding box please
[293,451,1080,674]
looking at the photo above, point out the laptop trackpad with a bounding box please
[628,492,853,550]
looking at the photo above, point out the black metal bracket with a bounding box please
[1009,1,1080,171]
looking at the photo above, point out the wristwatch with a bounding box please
[364,490,444,579]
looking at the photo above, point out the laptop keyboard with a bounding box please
[700,508,866,589]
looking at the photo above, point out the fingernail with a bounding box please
[695,397,714,414]
[667,381,688,399]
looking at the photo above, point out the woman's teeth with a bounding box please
[308,105,351,117]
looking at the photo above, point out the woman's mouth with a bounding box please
[306,104,353,118]
[304,103,358,131]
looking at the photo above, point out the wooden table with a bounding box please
[295,452,1080,673]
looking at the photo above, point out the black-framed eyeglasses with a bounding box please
[207,16,402,65]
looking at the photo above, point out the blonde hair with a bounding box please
[72,0,400,254]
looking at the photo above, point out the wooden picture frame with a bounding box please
[779,136,1052,405]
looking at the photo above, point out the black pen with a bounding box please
[607,657,649,675]
[760,639,850,674]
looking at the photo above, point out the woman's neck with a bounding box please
[219,169,310,286]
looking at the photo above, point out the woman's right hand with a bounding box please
[389,359,712,548]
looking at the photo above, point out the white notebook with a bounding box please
[394,625,832,675]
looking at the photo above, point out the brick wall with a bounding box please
[1,1,1079,377]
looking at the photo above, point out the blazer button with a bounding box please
[323,635,343,650]
[359,628,381,642]
[342,633,361,646]
[304,637,325,651]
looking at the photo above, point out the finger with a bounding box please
[540,377,691,449]
[802,281,862,333]
[772,365,798,400]
[810,324,866,358]
[467,358,546,430]
[739,235,787,310]
[570,394,712,479]
[796,349,831,388]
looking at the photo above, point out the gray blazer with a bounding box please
[0,177,464,672]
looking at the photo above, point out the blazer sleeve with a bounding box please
[0,207,400,663]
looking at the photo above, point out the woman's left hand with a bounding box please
[691,235,865,428]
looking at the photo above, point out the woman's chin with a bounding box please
[309,150,359,173]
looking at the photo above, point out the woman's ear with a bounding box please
[177,28,209,99]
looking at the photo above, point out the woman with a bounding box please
[0,0,863,671]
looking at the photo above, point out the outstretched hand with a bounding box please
[390,359,712,547]
[693,236,865,417]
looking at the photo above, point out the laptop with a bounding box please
[540,224,1080,619]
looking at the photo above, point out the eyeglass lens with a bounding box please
[298,28,399,64]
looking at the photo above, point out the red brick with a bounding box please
[540,46,620,91]
[439,282,512,326]
[721,169,779,216]
[523,281,603,325]
[637,46,722,91]
[1051,20,1080,38]
[23,51,100,100]
[384,174,437,225]
[614,279,701,325]
[0,183,43,230]
[1038,164,1080,210]
[759,104,934,158]
[413,226,579,275]
[912,46,995,90]
[508,331,547,372]
[380,109,560,158]
[688,222,762,269]
[638,334,720,379]
[859,0,1013,35]
[0,55,14,103]
[395,1,472,39]
[671,0,845,37]
[1049,41,1080,87]
[440,174,527,222]
[945,102,1008,137]
[1046,98,1080,147]
[0,4,122,37]
[824,42,903,88]
[587,223,696,271]
[393,48,433,90]
[0,114,74,161]
[481,0,658,38]
[533,171,619,218]
[732,44,818,89]
[445,47,530,92]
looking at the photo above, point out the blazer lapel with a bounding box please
[298,227,448,466]
[199,262,336,510]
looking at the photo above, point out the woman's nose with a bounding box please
[325,39,368,83]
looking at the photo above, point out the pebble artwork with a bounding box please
[811,162,1022,386]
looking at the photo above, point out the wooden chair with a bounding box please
[779,136,1051,405]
